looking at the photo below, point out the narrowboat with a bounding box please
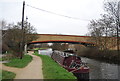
[51,50,89,80]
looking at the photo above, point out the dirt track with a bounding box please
[0,51,43,79]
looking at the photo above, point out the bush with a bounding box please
[2,54,15,61]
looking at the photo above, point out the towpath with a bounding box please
[0,51,43,79]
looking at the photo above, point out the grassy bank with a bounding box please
[0,70,16,81]
[4,55,32,68]
[34,53,76,79]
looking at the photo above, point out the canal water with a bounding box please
[38,49,120,80]
[81,57,120,80]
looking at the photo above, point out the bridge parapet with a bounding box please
[34,34,91,43]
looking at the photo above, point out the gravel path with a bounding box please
[0,51,43,79]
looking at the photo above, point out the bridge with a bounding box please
[27,34,119,50]
[28,34,95,47]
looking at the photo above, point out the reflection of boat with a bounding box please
[51,50,89,80]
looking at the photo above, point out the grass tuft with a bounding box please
[3,55,32,68]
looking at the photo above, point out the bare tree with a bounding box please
[104,0,120,53]
[88,0,120,50]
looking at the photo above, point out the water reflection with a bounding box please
[81,57,119,79]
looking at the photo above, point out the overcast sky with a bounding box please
[1,0,106,35]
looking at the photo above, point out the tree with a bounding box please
[88,0,120,50]
[104,0,120,36]
[104,0,120,52]
[2,20,38,57]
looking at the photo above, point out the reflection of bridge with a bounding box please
[28,34,95,47]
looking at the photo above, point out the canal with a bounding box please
[81,57,120,80]
[38,49,120,80]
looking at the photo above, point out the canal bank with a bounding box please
[38,49,120,80]
[77,49,120,65]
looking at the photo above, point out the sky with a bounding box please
[0,0,106,36]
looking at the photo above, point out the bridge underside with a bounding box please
[28,40,95,47]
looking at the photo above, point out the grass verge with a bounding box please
[0,70,16,81]
[3,55,32,68]
[34,53,76,79]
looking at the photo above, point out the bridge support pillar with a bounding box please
[24,44,27,54]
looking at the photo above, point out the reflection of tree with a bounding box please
[118,65,120,80]
[89,60,103,79]
[88,58,119,79]
[101,63,118,79]
[82,57,103,79]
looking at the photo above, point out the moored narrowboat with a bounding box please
[51,50,89,80]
